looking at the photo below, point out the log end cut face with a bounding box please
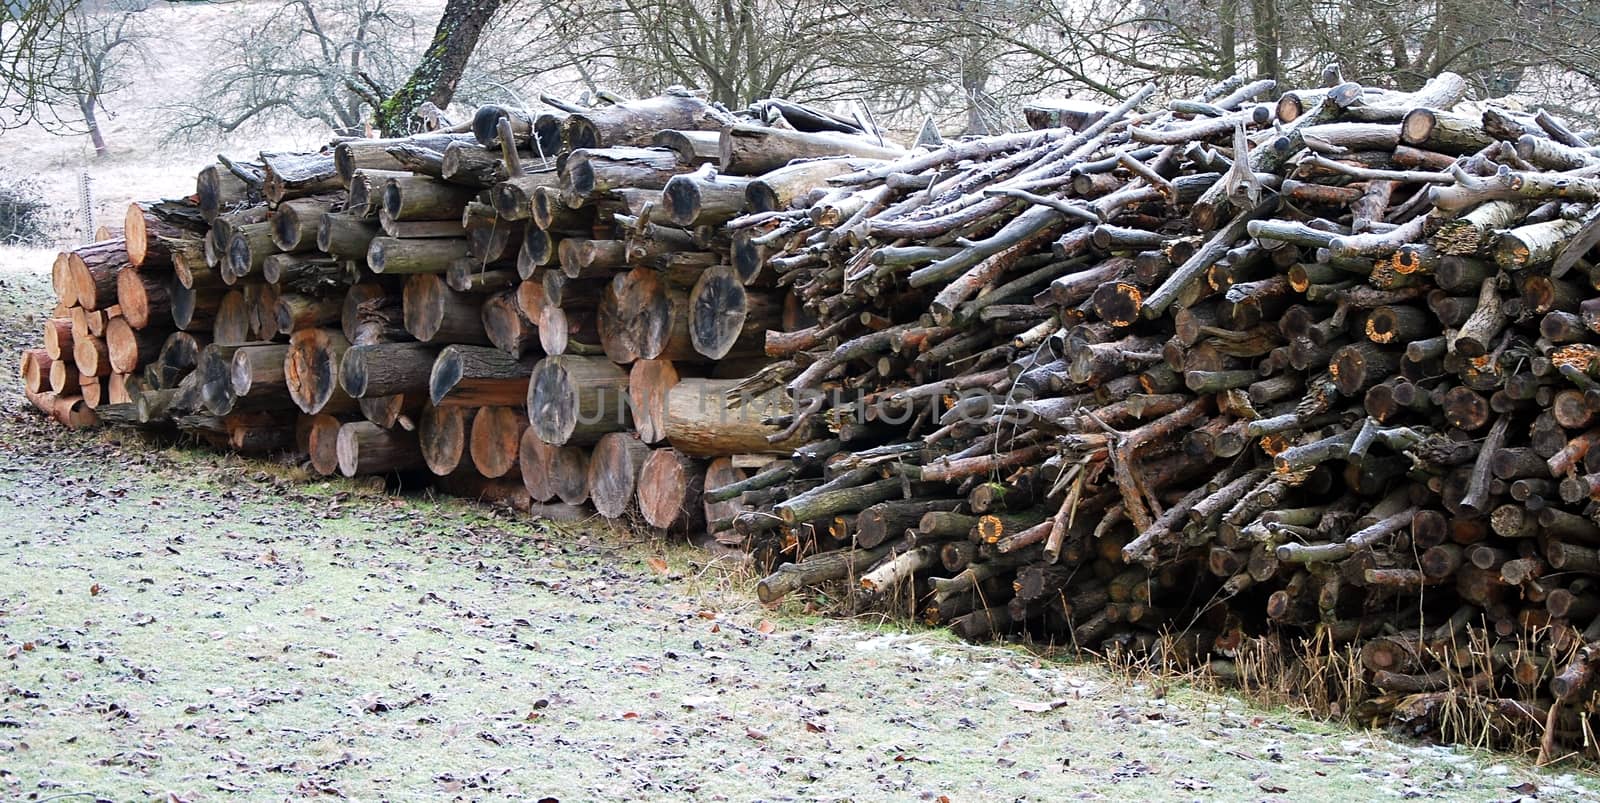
[689,267,748,360]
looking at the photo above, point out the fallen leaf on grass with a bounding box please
[757,620,776,634]
[89,583,100,596]
[647,557,669,575]
[1011,698,1069,713]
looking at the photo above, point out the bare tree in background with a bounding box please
[491,0,1038,134]
[60,0,148,156]
[979,0,1600,119]
[0,0,84,129]
[167,0,417,139]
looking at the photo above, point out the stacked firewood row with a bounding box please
[15,91,907,533]
[20,69,1600,758]
[729,71,1600,757]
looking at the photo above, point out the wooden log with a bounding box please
[718,124,905,175]
[383,175,476,221]
[317,214,382,259]
[213,289,253,345]
[663,378,806,457]
[468,405,527,479]
[526,355,631,445]
[661,170,751,226]
[628,358,681,445]
[746,158,874,212]
[637,448,705,531]
[341,282,408,345]
[261,151,342,205]
[587,431,651,518]
[429,344,539,407]
[123,202,189,268]
[481,289,540,356]
[274,293,343,335]
[49,359,80,394]
[304,413,346,476]
[491,171,562,221]
[689,265,777,360]
[19,348,52,394]
[518,426,561,502]
[115,268,170,330]
[68,239,127,310]
[368,236,470,275]
[285,327,352,414]
[564,94,728,150]
[420,403,471,476]
[402,273,491,344]
[337,420,423,477]
[336,341,440,401]
[229,342,291,398]
[72,333,110,377]
[196,161,254,222]
[563,147,688,197]
[599,268,696,363]
[551,444,591,505]
[104,316,164,375]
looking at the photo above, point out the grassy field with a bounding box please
[2,265,1599,801]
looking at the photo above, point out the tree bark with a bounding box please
[373,0,504,135]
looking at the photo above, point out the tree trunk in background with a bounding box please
[1218,0,1238,78]
[80,95,108,158]
[1250,0,1281,84]
[374,0,503,135]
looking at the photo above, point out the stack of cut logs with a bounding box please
[16,91,906,530]
[18,72,1600,758]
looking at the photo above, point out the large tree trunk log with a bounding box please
[403,273,492,344]
[526,355,631,445]
[663,378,806,457]
[213,289,253,345]
[337,420,424,476]
[305,413,348,476]
[341,282,409,345]
[230,343,291,398]
[563,147,688,197]
[718,125,905,175]
[628,358,681,444]
[69,239,128,310]
[745,158,872,211]
[420,403,471,476]
[690,265,778,360]
[518,426,560,502]
[115,268,170,329]
[318,214,382,259]
[661,171,751,226]
[285,327,352,414]
[124,202,190,268]
[599,268,696,363]
[564,95,728,150]
[468,405,526,479]
[261,152,342,205]
[273,293,343,335]
[637,448,705,531]
[369,236,471,275]
[340,341,439,398]
[492,171,562,221]
[383,174,477,221]
[588,431,651,519]
[104,317,164,375]
[429,344,538,406]
[481,289,540,356]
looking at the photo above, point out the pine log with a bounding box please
[104,316,164,375]
[68,239,128,310]
[285,327,352,414]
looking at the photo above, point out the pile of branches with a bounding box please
[737,70,1600,759]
